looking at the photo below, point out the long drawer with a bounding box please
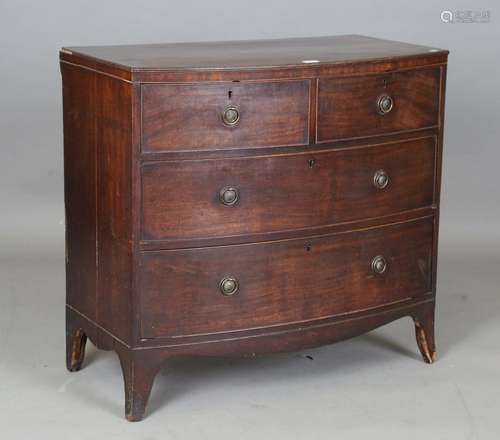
[141,137,436,241]
[139,218,433,339]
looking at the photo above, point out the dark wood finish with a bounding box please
[60,34,447,72]
[130,56,447,83]
[317,68,440,141]
[62,63,97,322]
[65,298,437,420]
[59,34,447,83]
[140,208,436,251]
[142,81,310,152]
[431,65,447,295]
[141,137,435,241]
[66,312,87,372]
[61,35,448,421]
[138,128,440,162]
[414,309,436,363]
[139,218,433,339]
[62,63,134,344]
[117,347,167,421]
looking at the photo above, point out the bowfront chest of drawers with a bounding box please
[60,35,448,421]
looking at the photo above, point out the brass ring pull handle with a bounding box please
[221,105,240,127]
[371,255,388,275]
[219,187,239,206]
[220,276,239,296]
[377,94,394,115]
[373,170,390,190]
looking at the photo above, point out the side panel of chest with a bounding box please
[62,63,134,343]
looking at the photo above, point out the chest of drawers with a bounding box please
[60,35,448,421]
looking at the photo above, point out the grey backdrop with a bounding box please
[1,0,499,438]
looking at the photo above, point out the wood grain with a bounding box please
[141,80,310,152]
[139,218,433,339]
[141,137,436,241]
[62,35,448,421]
[61,34,447,71]
[62,63,134,343]
[317,68,440,141]
[62,63,97,321]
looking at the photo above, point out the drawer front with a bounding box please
[317,68,440,141]
[141,80,310,152]
[141,137,435,241]
[139,218,433,339]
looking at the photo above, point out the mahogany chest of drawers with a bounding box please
[60,35,448,421]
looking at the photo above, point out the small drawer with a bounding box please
[139,218,433,339]
[141,137,436,241]
[141,80,310,152]
[317,68,441,141]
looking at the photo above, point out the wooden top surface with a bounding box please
[62,34,447,71]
